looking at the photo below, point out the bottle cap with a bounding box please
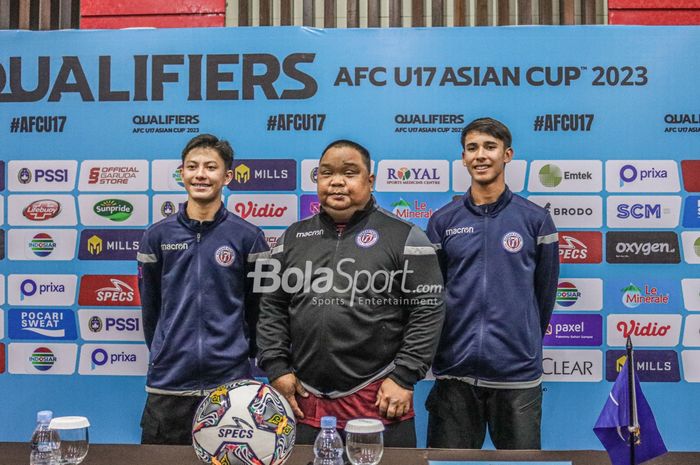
[37,410,53,423]
[345,419,385,434]
[320,416,337,429]
[49,416,90,430]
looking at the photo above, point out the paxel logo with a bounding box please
[543,314,602,347]
[528,195,602,229]
[78,275,141,307]
[78,229,143,261]
[8,274,77,306]
[528,160,602,193]
[8,343,77,375]
[558,232,602,264]
[8,161,77,191]
[606,314,681,347]
[606,160,679,192]
[228,160,297,191]
[78,344,148,375]
[79,310,144,341]
[300,194,321,219]
[605,350,680,382]
[606,231,680,264]
[607,196,680,229]
[8,308,77,340]
[227,194,298,227]
[542,349,602,382]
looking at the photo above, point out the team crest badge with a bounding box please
[215,246,235,266]
[356,229,379,248]
[502,232,523,253]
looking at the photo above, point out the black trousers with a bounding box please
[140,393,205,445]
[426,379,542,450]
[295,419,417,448]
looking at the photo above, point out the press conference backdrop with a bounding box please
[0,26,699,449]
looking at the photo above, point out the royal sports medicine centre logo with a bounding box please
[375,160,449,192]
[78,229,143,261]
[228,159,297,191]
[8,308,77,340]
[605,350,680,382]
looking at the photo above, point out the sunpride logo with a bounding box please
[93,199,133,222]
[247,258,442,306]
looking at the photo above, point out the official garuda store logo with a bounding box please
[235,164,251,183]
[93,199,133,222]
[538,164,563,188]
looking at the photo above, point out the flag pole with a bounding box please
[627,336,638,465]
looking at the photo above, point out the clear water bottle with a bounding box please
[313,416,344,465]
[30,410,61,465]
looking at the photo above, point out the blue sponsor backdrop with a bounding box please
[1,26,700,450]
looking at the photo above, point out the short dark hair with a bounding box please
[460,117,512,149]
[320,139,372,174]
[181,134,234,170]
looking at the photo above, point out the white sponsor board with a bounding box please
[606,314,682,347]
[682,315,700,347]
[528,160,602,193]
[542,349,602,382]
[8,194,78,226]
[78,160,149,191]
[8,343,77,375]
[528,196,602,229]
[0,275,4,305]
[682,279,700,311]
[151,160,186,192]
[78,344,148,375]
[78,194,149,226]
[152,194,187,222]
[78,310,144,342]
[606,196,681,229]
[0,309,4,339]
[262,229,284,250]
[375,160,449,192]
[301,159,320,192]
[554,278,603,311]
[227,194,298,227]
[681,232,700,264]
[605,160,680,193]
[681,350,700,382]
[453,159,527,193]
[8,160,77,192]
[8,274,78,306]
[7,229,78,261]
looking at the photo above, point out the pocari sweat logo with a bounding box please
[8,308,78,340]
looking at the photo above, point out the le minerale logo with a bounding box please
[93,199,133,222]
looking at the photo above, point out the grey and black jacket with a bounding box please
[256,198,445,397]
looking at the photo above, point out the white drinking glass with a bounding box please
[49,416,90,465]
[345,419,384,465]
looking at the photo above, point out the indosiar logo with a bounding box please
[556,282,580,307]
[93,199,133,222]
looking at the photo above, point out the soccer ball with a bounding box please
[192,379,296,465]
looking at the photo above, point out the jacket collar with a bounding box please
[177,201,228,232]
[463,185,512,217]
[319,196,377,232]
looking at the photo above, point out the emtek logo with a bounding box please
[538,164,591,188]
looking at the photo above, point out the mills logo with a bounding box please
[29,347,56,371]
[93,199,134,222]
[605,350,680,382]
[78,229,143,261]
[28,233,56,257]
[558,232,602,264]
[22,199,61,221]
[78,275,141,306]
[88,235,102,255]
[235,164,251,183]
[556,282,581,307]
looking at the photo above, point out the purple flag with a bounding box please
[594,359,667,465]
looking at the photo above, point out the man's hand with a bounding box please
[271,373,308,419]
[375,378,413,419]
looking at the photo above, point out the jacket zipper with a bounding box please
[196,231,203,391]
[476,207,489,386]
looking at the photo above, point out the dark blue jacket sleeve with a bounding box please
[534,213,560,335]
[137,228,162,349]
[244,230,270,359]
